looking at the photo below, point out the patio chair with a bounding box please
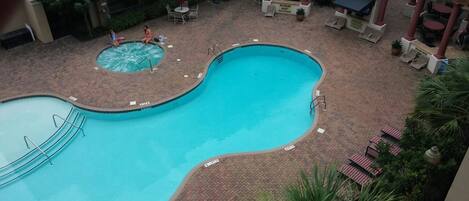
[381,125,401,141]
[410,54,429,70]
[188,4,199,20]
[325,16,346,30]
[265,5,276,17]
[339,164,372,186]
[400,49,418,63]
[166,5,178,22]
[367,136,401,157]
[358,27,383,43]
[349,154,382,177]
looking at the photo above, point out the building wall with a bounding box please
[1,1,28,34]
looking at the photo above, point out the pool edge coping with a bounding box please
[0,43,328,199]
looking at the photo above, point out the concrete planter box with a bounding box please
[262,0,311,16]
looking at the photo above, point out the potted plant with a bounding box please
[296,8,305,21]
[391,40,402,56]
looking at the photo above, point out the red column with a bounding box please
[405,0,426,40]
[435,4,461,59]
[408,0,416,6]
[376,0,389,26]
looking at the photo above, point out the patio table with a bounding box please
[175,6,189,13]
[432,3,451,15]
[174,7,189,24]
[423,20,445,32]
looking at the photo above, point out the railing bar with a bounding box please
[23,136,52,165]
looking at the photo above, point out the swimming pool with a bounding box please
[96,41,165,73]
[0,44,323,201]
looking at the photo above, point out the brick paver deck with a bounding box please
[0,0,424,200]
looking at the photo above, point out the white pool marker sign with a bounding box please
[252,38,259,42]
[129,101,137,106]
[316,90,320,96]
[94,66,99,70]
[204,159,220,167]
[167,45,173,48]
[197,73,203,79]
[139,101,150,106]
[304,49,312,54]
[284,144,295,151]
[232,43,240,47]
[317,128,325,134]
[68,96,77,101]
[177,59,181,62]
[184,74,189,78]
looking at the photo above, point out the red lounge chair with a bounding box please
[381,125,402,141]
[349,154,382,177]
[368,136,401,156]
[339,164,372,186]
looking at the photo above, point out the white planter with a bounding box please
[262,0,311,16]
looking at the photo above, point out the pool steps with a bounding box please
[0,108,86,188]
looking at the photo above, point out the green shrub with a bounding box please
[377,59,469,201]
[110,9,145,31]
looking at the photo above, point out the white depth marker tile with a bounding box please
[139,101,150,106]
[197,73,203,79]
[232,43,240,47]
[129,101,137,106]
[167,45,173,48]
[184,74,189,78]
[317,128,325,134]
[284,144,295,151]
[316,90,320,96]
[252,38,259,42]
[204,159,220,167]
[304,49,312,54]
[68,96,77,101]
[94,67,99,70]
[177,59,181,62]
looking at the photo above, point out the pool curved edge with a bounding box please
[95,40,167,74]
[0,43,326,114]
[0,43,327,200]
[169,43,327,201]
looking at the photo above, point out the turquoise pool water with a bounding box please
[96,42,164,73]
[0,45,322,201]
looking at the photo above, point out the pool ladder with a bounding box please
[52,114,86,137]
[310,95,326,115]
[207,44,222,56]
[23,136,53,165]
[0,108,86,188]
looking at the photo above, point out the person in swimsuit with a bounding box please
[142,25,153,44]
[109,29,124,46]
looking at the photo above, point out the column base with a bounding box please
[400,37,414,53]
[403,3,415,18]
[428,54,443,74]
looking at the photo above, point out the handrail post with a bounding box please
[52,113,86,137]
[23,136,53,165]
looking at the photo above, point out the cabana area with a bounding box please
[326,0,390,43]
[400,0,469,73]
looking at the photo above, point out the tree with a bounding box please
[377,59,469,201]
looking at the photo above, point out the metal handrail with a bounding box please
[208,44,221,56]
[23,136,53,165]
[52,113,86,137]
[310,95,326,114]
